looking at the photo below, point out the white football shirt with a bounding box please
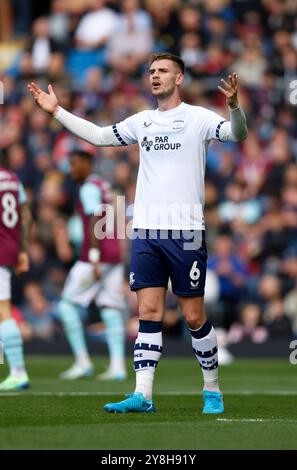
[113,102,228,230]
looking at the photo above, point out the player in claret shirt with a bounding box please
[0,155,31,391]
[28,52,247,413]
[57,150,126,381]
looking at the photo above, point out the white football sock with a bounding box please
[134,320,163,400]
[189,320,220,393]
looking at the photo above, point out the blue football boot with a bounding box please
[104,392,155,413]
[202,390,224,414]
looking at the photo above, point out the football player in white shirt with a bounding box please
[28,52,247,414]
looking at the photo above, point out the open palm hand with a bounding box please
[218,73,239,109]
[27,82,59,115]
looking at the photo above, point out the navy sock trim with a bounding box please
[134,359,158,370]
[200,363,218,371]
[189,320,212,339]
[193,345,217,358]
[139,320,162,333]
[135,343,163,353]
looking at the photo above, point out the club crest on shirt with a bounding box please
[172,120,185,130]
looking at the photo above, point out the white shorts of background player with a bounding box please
[62,261,125,310]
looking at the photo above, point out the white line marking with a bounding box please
[217,418,265,423]
[217,418,297,424]
[1,390,297,397]
[224,390,297,396]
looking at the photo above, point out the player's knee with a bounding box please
[138,303,162,321]
[184,310,206,330]
[100,307,121,321]
[0,302,12,322]
[0,311,10,322]
[58,299,77,324]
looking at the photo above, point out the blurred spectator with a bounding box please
[258,274,292,338]
[11,0,33,37]
[21,282,57,340]
[254,197,291,268]
[48,0,71,51]
[228,303,268,344]
[6,143,42,190]
[179,32,205,76]
[20,17,64,78]
[27,239,49,281]
[284,281,297,338]
[232,46,267,87]
[107,0,153,76]
[145,0,181,53]
[218,179,262,225]
[281,247,297,294]
[68,0,119,83]
[263,299,292,339]
[236,131,269,197]
[202,0,235,21]
[208,234,247,328]
[74,0,118,51]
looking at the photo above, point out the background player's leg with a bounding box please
[99,307,126,380]
[134,287,165,400]
[179,295,223,413]
[58,261,97,379]
[58,298,93,379]
[96,264,127,380]
[0,299,29,390]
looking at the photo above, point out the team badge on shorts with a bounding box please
[129,272,135,286]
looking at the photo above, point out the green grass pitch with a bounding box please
[0,356,297,449]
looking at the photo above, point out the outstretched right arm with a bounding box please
[27,82,122,147]
[54,106,120,146]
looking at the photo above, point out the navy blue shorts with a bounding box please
[130,229,207,297]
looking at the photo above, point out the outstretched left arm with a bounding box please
[218,73,248,142]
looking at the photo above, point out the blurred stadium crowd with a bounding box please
[0,0,297,348]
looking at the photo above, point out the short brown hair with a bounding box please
[149,53,185,74]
